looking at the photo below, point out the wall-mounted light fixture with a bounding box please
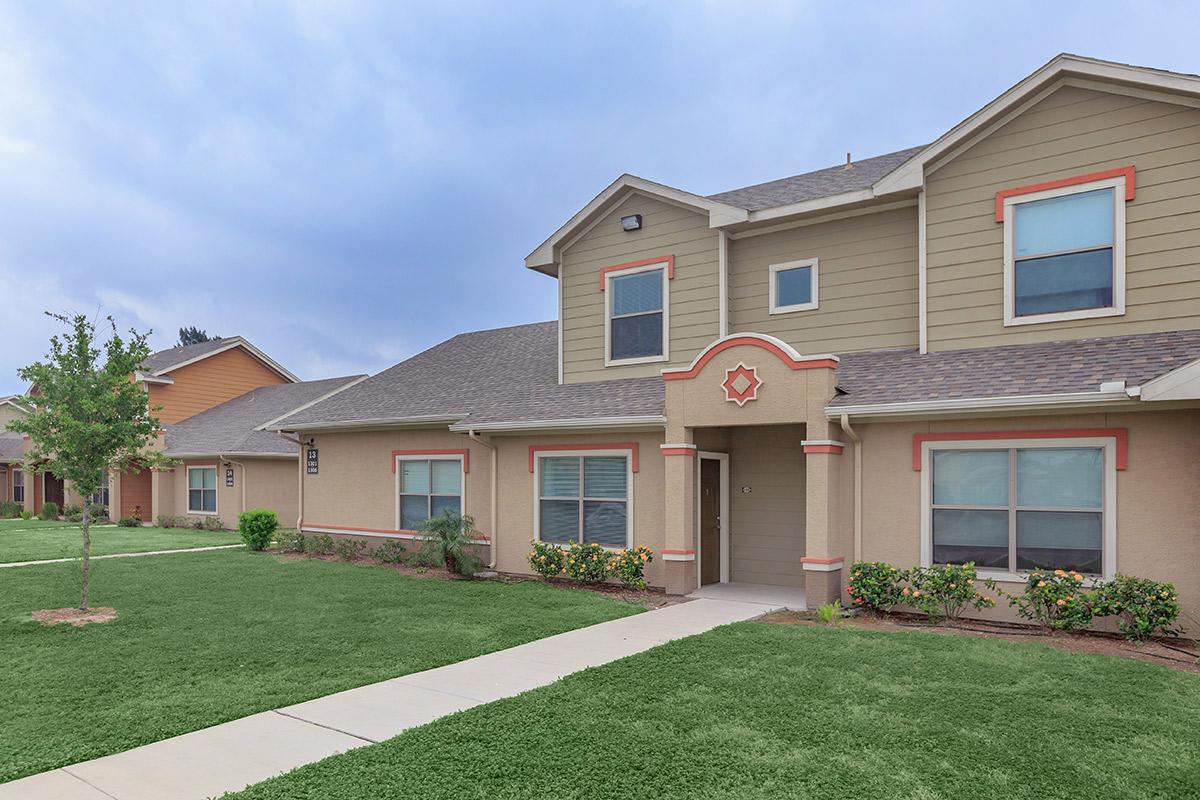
[620,214,642,232]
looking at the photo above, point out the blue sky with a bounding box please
[1,1,1197,391]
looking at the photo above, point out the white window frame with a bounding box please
[393,454,465,533]
[186,466,218,515]
[12,469,23,504]
[93,471,111,508]
[533,449,634,550]
[769,257,819,314]
[604,262,670,367]
[919,436,1117,584]
[1002,175,1126,327]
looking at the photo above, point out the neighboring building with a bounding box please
[157,375,364,527]
[274,54,1199,621]
[0,397,34,511]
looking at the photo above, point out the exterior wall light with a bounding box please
[621,214,642,231]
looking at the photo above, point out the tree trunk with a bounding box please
[80,499,91,611]
[445,552,457,576]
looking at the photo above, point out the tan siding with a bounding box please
[728,425,805,587]
[925,85,1200,350]
[149,347,290,424]
[560,193,720,383]
[728,206,919,354]
[0,404,27,428]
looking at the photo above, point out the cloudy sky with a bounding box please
[1,1,1197,391]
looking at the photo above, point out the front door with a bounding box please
[700,458,721,585]
[44,474,64,509]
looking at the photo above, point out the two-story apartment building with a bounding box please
[273,55,1200,621]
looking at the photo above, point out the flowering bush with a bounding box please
[903,563,997,620]
[1008,569,1092,630]
[609,545,654,588]
[846,561,904,612]
[563,541,610,583]
[528,540,567,578]
[1091,574,1181,641]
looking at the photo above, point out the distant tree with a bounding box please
[9,313,171,611]
[177,326,219,347]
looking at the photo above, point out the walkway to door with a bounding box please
[690,581,806,610]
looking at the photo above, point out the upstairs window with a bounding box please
[606,263,668,365]
[769,258,819,314]
[1003,176,1126,326]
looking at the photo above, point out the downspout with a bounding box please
[277,432,305,531]
[219,455,247,520]
[467,429,498,568]
[839,414,862,562]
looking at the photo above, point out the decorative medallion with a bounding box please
[722,362,762,407]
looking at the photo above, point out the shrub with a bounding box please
[903,563,997,621]
[66,513,83,523]
[816,601,843,625]
[204,516,225,531]
[191,516,205,529]
[19,510,32,520]
[306,533,335,555]
[528,540,566,578]
[335,538,367,561]
[39,501,60,521]
[238,509,278,551]
[1092,574,1182,641]
[0,501,21,518]
[92,506,109,522]
[276,528,306,553]
[156,514,175,528]
[846,561,904,612]
[418,511,483,577]
[608,545,654,588]
[117,516,141,527]
[62,503,81,518]
[372,539,406,563]
[563,542,610,583]
[1009,569,1093,631]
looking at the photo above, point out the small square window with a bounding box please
[769,258,818,314]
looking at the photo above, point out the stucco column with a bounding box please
[150,469,161,525]
[662,427,697,595]
[801,367,850,607]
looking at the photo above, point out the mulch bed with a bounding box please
[761,609,1200,673]
[268,549,684,609]
[32,607,118,627]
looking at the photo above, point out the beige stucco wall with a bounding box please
[727,424,806,586]
[560,193,720,383]
[858,409,1200,626]
[164,457,298,529]
[0,403,27,429]
[728,205,919,354]
[925,84,1200,350]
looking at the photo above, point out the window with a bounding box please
[187,467,217,514]
[12,469,23,504]
[769,258,819,314]
[606,264,668,365]
[92,471,110,508]
[397,457,462,530]
[926,443,1111,577]
[1003,177,1125,326]
[537,455,630,548]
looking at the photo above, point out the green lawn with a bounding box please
[226,622,1200,800]
[0,521,242,562]
[0,551,641,782]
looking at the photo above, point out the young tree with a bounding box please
[8,313,170,610]
[177,326,218,346]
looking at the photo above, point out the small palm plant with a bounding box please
[418,510,483,578]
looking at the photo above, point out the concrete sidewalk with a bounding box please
[0,544,243,569]
[1,597,779,800]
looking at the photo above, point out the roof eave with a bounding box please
[827,389,1141,421]
[525,174,748,274]
[447,415,667,434]
[270,414,470,433]
[152,337,301,383]
[166,451,297,460]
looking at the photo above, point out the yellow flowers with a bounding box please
[1037,580,1048,588]
[1054,569,1066,577]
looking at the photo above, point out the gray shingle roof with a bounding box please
[164,376,365,456]
[831,330,1200,407]
[709,146,927,211]
[0,433,24,461]
[275,322,664,429]
[142,338,238,374]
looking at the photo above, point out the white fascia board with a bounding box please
[525,174,747,272]
[135,371,174,385]
[872,54,1200,197]
[153,337,301,383]
[1139,359,1200,401]
[448,415,667,434]
[254,375,371,432]
[828,389,1140,420]
[271,414,469,433]
[743,189,878,225]
[166,452,297,460]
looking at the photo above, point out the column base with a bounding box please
[803,568,843,608]
[664,556,697,595]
